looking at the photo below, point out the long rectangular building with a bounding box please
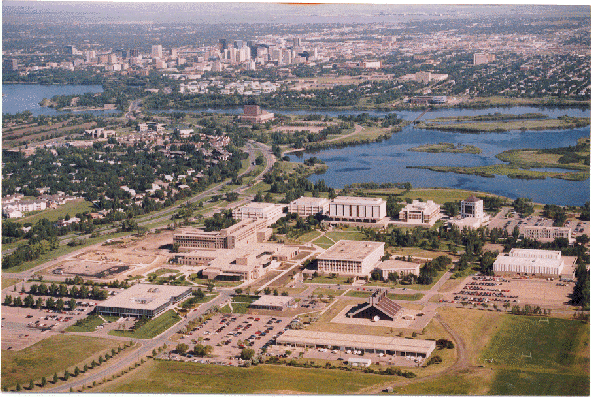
[288,196,330,217]
[328,196,386,223]
[522,226,573,244]
[398,200,441,226]
[95,284,192,318]
[493,248,564,277]
[173,218,270,250]
[232,202,284,225]
[317,240,384,276]
[276,330,436,358]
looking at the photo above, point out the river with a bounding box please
[2,84,120,116]
[3,84,589,205]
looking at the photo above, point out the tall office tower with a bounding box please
[293,37,302,46]
[281,49,292,65]
[234,40,244,49]
[170,48,178,58]
[64,45,77,55]
[85,50,96,62]
[108,53,118,64]
[238,47,251,62]
[151,45,163,58]
[219,39,228,52]
[129,48,139,57]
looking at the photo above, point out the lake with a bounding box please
[2,83,120,116]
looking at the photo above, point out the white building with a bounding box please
[328,196,387,223]
[522,226,574,244]
[376,260,421,279]
[151,45,163,59]
[473,53,495,65]
[398,200,441,226]
[493,248,565,277]
[232,202,285,226]
[448,195,490,229]
[288,196,330,217]
[316,240,384,276]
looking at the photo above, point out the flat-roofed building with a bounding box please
[249,295,295,311]
[493,248,564,277]
[173,218,270,250]
[317,240,384,276]
[376,260,421,279]
[328,196,386,223]
[522,226,574,244]
[448,195,490,229]
[95,284,192,318]
[240,105,275,123]
[288,196,330,217]
[276,330,436,358]
[399,200,441,226]
[232,202,284,226]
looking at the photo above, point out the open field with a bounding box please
[65,315,105,332]
[409,142,482,154]
[311,235,335,249]
[417,116,588,133]
[1,277,22,290]
[325,230,367,242]
[108,310,181,339]
[1,334,120,388]
[95,359,391,394]
[16,199,93,225]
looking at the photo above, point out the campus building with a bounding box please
[493,248,565,277]
[232,202,284,226]
[239,105,275,123]
[448,195,490,229]
[276,330,436,359]
[316,240,384,276]
[522,226,574,244]
[249,295,295,311]
[328,196,387,223]
[288,196,330,217]
[173,219,271,250]
[376,260,421,279]
[95,284,192,318]
[398,200,441,226]
[348,290,402,321]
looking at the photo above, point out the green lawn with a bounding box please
[311,235,335,248]
[65,315,105,332]
[1,277,22,290]
[345,290,423,301]
[293,230,322,243]
[489,369,589,396]
[98,360,389,394]
[304,275,352,285]
[1,334,120,388]
[108,310,181,339]
[17,199,93,225]
[325,230,366,242]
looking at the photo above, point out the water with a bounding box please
[2,84,120,116]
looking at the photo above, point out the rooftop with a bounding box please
[317,240,384,262]
[96,284,192,311]
[250,295,294,307]
[464,195,480,203]
[332,196,384,205]
[377,260,421,270]
[276,330,436,354]
[290,196,330,205]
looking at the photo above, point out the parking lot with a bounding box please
[173,313,293,365]
[488,209,590,239]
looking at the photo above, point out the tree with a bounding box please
[3,295,12,306]
[192,344,213,357]
[67,298,77,311]
[16,383,21,392]
[53,372,58,384]
[28,380,34,390]
[74,366,80,377]
[240,347,255,360]
[56,298,65,312]
[176,343,189,354]
[23,294,34,308]
[41,377,47,387]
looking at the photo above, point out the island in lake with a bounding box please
[409,142,482,154]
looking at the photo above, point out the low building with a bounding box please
[347,357,372,367]
[240,105,274,123]
[376,260,421,279]
[473,53,495,65]
[95,284,192,318]
[522,226,574,244]
[316,240,384,276]
[328,196,387,223]
[232,202,285,226]
[276,330,436,359]
[173,218,271,250]
[249,295,295,311]
[398,200,441,226]
[85,127,116,139]
[271,245,300,261]
[493,248,565,277]
[348,289,402,321]
[288,196,330,217]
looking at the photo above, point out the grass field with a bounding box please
[108,310,181,339]
[345,290,423,301]
[1,277,22,290]
[325,230,366,242]
[292,230,322,243]
[304,275,352,285]
[417,116,588,133]
[65,314,105,332]
[311,235,335,248]
[96,359,390,394]
[16,199,93,225]
[1,334,119,388]
[409,142,482,154]
[412,164,589,182]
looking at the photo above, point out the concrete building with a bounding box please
[316,240,384,276]
[232,202,284,226]
[448,195,490,229]
[376,260,421,279]
[95,284,192,318]
[473,53,495,65]
[85,127,116,139]
[276,330,436,358]
[288,196,330,217]
[328,196,387,223]
[398,200,441,226]
[151,45,163,58]
[249,295,295,311]
[239,105,275,123]
[348,290,402,321]
[173,218,271,250]
[493,248,565,277]
[522,226,574,244]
